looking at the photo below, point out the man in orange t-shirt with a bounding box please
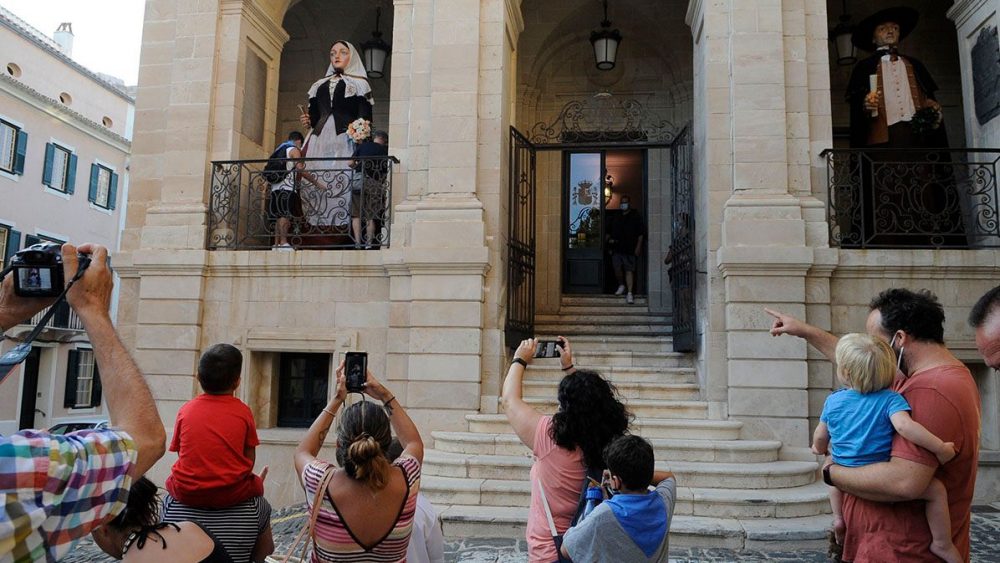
[767,288,980,562]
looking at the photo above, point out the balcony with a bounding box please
[208,155,398,250]
[822,148,1000,249]
[9,301,85,343]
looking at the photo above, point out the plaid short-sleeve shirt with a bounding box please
[0,428,137,562]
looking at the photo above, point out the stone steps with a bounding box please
[559,295,650,307]
[465,414,743,440]
[535,313,673,325]
[435,506,830,550]
[515,396,708,419]
[535,322,672,337]
[423,450,818,489]
[521,363,696,382]
[522,380,701,401]
[432,431,782,463]
[535,334,680,354]
[422,476,830,519]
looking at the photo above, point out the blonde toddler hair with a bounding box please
[835,333,896,394]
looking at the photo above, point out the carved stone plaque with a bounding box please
[972,25,1000,126]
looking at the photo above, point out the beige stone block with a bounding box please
[733,109,786,138]
[405,354,481,382]
[733,162,787,192]
[148,374,197,401]
[136,324,201,351]
[727,331,806,360]
[729,360,808,388]
[729,387,808,417]
[725,275,806,303]
[405,381,480,409]
[409,301,482,327]
[733,137,786,163]
[335,302,389,328]
[732,84,785,111]
[137,300,202,325]
[407,327,482,354]
[138,275,204,300]
[726,302,805,330]
[723,219,803,246]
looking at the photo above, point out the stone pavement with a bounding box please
[60,503,1000,562]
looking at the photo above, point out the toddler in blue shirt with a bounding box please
[812,333,959,563]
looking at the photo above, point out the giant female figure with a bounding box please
[299,41,373,241]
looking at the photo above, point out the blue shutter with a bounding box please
[64,349,80,409]
[108,172,119,210]
[13,130,27,175]
[42,143,54,187]
[4,229,19,264]
[88,164,99,203]
[65,153,77,194]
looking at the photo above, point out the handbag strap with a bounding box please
[281,463,337,563]
[536,480,560,537]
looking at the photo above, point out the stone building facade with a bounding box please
[0,7,133,435]
[124,0,999,545]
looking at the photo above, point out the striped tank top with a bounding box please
[302,456,420,562]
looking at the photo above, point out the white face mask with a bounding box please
[620,203,630,211]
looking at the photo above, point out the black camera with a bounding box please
[9,242,89,298]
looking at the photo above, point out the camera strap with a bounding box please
[0,257,91,384]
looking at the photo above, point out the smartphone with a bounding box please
[344,352,368,393]
[534,339,563,359]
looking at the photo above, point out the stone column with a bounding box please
[949,0,1000,148]
[119,0,289,446]
[383,0,493,435]
[686,0,834,447]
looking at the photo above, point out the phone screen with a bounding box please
[345,352,368,392]
[534,340,561,359]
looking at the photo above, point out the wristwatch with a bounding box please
[823,464,834,487]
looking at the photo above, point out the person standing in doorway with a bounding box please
[607,195,645,304]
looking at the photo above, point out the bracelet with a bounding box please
[322,407,337,417]
[511,358,528,368]
[383,395,396,406]
[562,364,574,371]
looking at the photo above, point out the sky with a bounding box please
[1,0,145,85]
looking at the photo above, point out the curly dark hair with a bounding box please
[869,288,945,343]
[550,370,631,469]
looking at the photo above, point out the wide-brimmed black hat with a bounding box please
[851,7,919,52]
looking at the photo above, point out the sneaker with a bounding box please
[615,285,626,295]
[275,243,294,251]
[626,293,634,304]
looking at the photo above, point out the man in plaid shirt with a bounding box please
[0,244,166,562]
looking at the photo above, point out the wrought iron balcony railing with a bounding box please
[25,301,84,332]
[208,155,398,250]
[822,148,1000,249]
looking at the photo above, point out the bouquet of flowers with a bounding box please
[911,106,942,136]
[347,118,371,143]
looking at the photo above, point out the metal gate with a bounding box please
[669,126,696,352]
[505,127,537,347]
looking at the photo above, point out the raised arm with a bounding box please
[295,363,346,477]
[890,411,956,465]
[65,244,166,478]
[362,371,424,464]
[651,470,675,486]
[765,308,839,361]
[501,339,544,449]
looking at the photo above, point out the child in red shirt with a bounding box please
[166,344,265,508]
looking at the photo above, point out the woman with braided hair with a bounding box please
[294,362,423,561]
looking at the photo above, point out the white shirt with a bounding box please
[880,51,916,127]
[406,493,445,563]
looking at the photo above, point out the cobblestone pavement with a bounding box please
[60,504,1000,562]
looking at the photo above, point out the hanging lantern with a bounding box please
[590,0,622,71]
[362,7,391,79]
[831,0,856,66]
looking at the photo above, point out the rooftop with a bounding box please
[0,5,134,102]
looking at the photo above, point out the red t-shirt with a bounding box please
[165,394,264,508]
[841,364,981,562]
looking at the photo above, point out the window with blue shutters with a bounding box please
[64,349,102,409]
[0,224,19,269]
[0,120,26,175]
[42,143,75,193]
[89,163,115,209]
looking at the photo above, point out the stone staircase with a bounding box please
[423,296,830,550]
